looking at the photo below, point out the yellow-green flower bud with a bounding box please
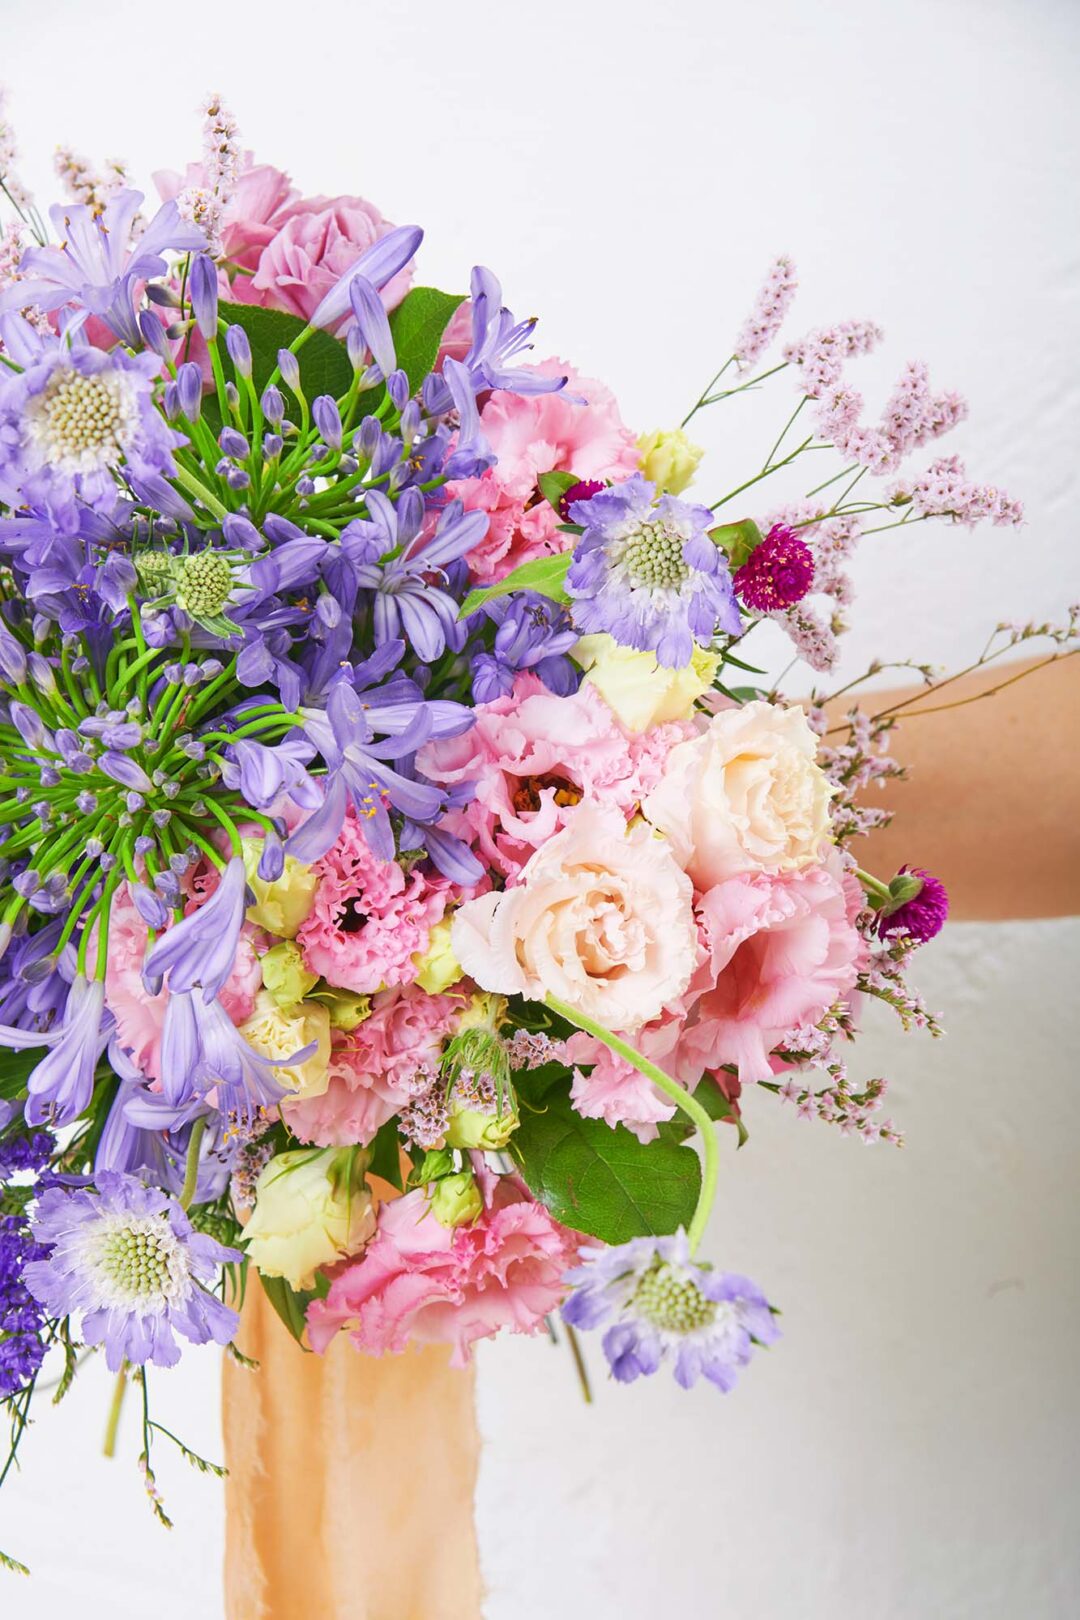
[413,917,464,994]
[636,427,705,495]
[241,838,318,938]
[244,1147,375,1290]
[317,985,372,1032]
[444,1099,519,1152]
[429,1171,484,1229]
[260,940,318,1010]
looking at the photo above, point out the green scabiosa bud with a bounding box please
[174,549,234,619]
[135,550,175,596]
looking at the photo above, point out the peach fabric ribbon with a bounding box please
[221,653,1078,1620]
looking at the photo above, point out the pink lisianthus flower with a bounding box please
[306,1180,581,1364]
[102,882,262,1081]
[296,809,448,995]
[235,193,412,328]
[447,358,639,584]
[676,851,866,1085]
[565,1024,681,1144]
[418,672,693,879]
[284,986,462,1147]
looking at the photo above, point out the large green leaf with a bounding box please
[460,552,573,619]
[257,1270,314,1349]
[514,1074,700,1243]
[0,1046,42,1102]
[216,285,464,419]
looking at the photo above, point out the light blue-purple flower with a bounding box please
[0,975,113,1127]
[561,1231,779,1392]
[143,856,247,1003]
[0,190,206,348]
[24,1170,239,1372]
[566,474,742,668]
[308,224,423,332]
[471,592,579,702]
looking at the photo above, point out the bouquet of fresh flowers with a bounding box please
[0,92,1074,1566]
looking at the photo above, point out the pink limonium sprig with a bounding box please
[176,92,242,259]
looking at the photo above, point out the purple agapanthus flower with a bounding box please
[156,987,298,1120]
[96,1051,231,1204]
[0,975,113,1128]
[0,313,182,516]
[143,856,247,1003]
[0,189,205,348]
[566,474,742,668]
[459,266,566,397]
[342,489,488,661]
[561,1230,779,1392]
[23,1170,240,1371]
[471,591,580,703]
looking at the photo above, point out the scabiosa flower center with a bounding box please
[174,549,233,618]
[27,367,137,474]
[85,1213,192,1309]
[619,520,691,592]
[633,1261,718,1334]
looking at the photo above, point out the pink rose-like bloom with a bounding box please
[306,1181,581,1365]
[103,883,262,1081]
[296,809,448,995]
[419,672,692,879]
[236,193,413,328]
[451,802,697,1032]
[448,358,639,584]
[676,852,865,1085]
[285,986,461,1147]
[565,1024,680,1144]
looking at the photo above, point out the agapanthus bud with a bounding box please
[277,348,302,392]
[225,323,252,378]
[222,513,261,551]
[387,369,409,410]
[144,283,182,309]
[138,310,173,361]
[312,395,342,449]
[189,253,219,340]
[0,623,28,684]
[176,362,203,422]
[218,426,249,459]
[261,384,285,424]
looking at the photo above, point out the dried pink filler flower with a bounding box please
[732,255,798,372]
[733,524,814,612]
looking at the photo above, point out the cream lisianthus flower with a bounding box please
[451,803,696,1031]
[636,427,705,495]
[642,701,833,887]
[244,1147,375,1290]
[238,989,332,1101]
[573,634,721,733]
[241,837,318,938]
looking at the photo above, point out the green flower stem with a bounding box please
[711,436,826,512]
[179,1116,208,1211]
[102,1364,128,1460]
[174,819,225,869]
[59,646,91,718]
[201,798,242,855]
[855,868,892,908]
[544,995,720,1253]
[182,659,239,725]
[171,463,229,523]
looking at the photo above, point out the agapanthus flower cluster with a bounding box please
[0,89,1057,1555]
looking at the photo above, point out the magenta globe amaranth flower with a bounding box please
[24,1171,240,1371]
[877,865,949,943]
[558,477,605,521]
[733,522,814,612]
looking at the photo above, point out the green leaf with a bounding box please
[367,1116,404,1191]
[256,1271,313,1349]
[217,301,353,408]
[387,286,465,396]
[710,518,762,570]
[460,552,573,619]
[0,1045,42,1102]
[513,1076,701,1243]
[537,469,581,512]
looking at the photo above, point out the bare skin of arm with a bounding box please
[835,655,1080,921]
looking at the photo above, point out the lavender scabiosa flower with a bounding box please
[23,1171,240,1371]
[566,474,741,668]
[876,866,949,944]
[562,1231,779,1391]
[733,523,815,612]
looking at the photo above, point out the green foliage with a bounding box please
[367,1116,405,1191]
[710,517,762,569]
[216,284,463,421]
[460,552,573,619]
[537,469,581,511]
[257,1271,314,1349]
[0,1046,40,1103]
[513,1066,701,1243]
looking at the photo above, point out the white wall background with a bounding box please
[0,0,1077,1615]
